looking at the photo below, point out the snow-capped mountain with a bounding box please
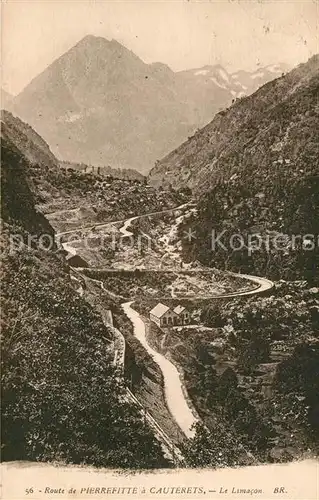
[12,36,233,172]
[12,34,291,173]
[232,63,291,95]
[181,63,290,101]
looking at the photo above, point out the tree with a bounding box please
[218,367,238,400]
[201,304,226,328]
[183,421,242,468]
[1,235,167,468]
[238,337,270,374]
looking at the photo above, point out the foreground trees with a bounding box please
[1,140,167,468]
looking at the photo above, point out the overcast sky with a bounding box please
[2,0,318,95]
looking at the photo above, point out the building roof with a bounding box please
[173,305,186,315]
[66,254,89,268]
[150,303,170,318]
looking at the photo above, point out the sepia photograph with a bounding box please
[1,0,318,498]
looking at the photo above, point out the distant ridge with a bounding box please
[59,160,144,181]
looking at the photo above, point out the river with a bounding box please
[122,301,198,438]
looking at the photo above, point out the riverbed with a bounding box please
[122,301,197,438]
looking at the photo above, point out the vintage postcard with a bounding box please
[1,0,318,499]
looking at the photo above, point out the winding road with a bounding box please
[119,215,138,237]
[56,202,192,239]
[218,273,274,298]
[61,203,274,442]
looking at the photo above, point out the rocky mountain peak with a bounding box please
[12,36,300,174]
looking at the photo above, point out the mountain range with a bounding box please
[10,35,288,174]
[180,62,290,100]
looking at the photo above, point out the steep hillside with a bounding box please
[1,109,58,169]
[148,56,319,281]
[1,140,54,241]
[12,35,287,173]
[149,55,319,192]
[1,121,168,468]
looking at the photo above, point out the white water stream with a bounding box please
[122,301,198,438]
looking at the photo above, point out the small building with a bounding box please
[66,254,89,268]
[149,303,190,327]
[149,303,179,328]
[173,305,190,325]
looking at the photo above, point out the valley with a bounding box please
[1,51,318,471]
[45,193,317,466]
[9,35,289,175]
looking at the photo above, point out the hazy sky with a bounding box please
[2,0,318,95]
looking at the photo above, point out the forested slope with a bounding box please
[1,130,167,468]
[149,56,319,280]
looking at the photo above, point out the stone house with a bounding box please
[173,305,190,325]
[149,303,190,327]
